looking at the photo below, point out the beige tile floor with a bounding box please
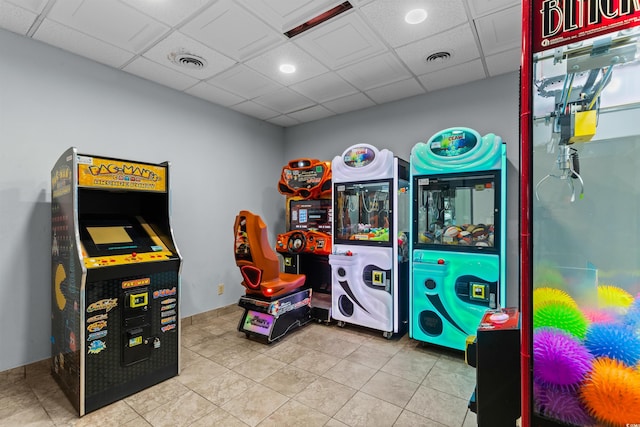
[0,306,478,427]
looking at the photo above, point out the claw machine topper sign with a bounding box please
[343,146,376,168]
[534,0,640,52]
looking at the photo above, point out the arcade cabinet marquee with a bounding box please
[51,147,182,416]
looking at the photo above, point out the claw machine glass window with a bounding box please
[414,172,500,251]
[334,180,392,245]
[521,4,640,426]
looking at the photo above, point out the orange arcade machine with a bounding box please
[275,158,333,322]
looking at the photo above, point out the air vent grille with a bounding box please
[425,52,452,63]
[168,52,207,70]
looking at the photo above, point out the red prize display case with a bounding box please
[521,3,640,426]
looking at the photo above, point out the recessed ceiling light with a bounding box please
[279,64,296,74]
[405,8,427,25]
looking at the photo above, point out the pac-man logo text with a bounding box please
[122,278,151,289]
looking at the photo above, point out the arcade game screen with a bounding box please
[289,199,331,232]
[334,180,391,244]
[415,172,498,249]
[80,216,164,256]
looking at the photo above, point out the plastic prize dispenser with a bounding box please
[521,3,640,426]
[409,128,507,351]
[329,144,410,339]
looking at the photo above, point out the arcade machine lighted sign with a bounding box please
[329,144,410,339]
[409,128,507,351]
[521,2,640,427]
[51,148,181,416]
[276,158,333,322]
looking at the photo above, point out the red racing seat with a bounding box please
[233,210,306,299]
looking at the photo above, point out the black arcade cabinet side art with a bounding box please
[51,147,182,416]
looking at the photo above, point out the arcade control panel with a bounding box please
[276,230,332,256]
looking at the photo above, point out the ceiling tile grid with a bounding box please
[180,0,284,62]
[0,2,39,35]
[0,0,523,127]
[185,81,246,107]
[359,0,469,48]
[46,0,169,53]
[33,19,135,68]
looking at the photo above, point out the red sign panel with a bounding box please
[533,0,640,53]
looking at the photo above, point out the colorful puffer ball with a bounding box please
[624,298,640,331]
[533,287,577,311]
[580,357,640,427]
[535,383,595,426]
[534,301,589,339]
[582,308,618,325]
[533,328,593,387]
[598,284,634,312]
[585,322,640,367]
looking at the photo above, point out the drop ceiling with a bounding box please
[0,0,522,127]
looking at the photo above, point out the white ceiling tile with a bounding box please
[120,0,211,26]
[395,25,481,75]
[485,47,520,76]
[4,0,48,13]
[365,78,425,104]
[230,100,280,120]
[47,0,169,53]
[207,64,282,99]
[294,12,386,68]
[185,81,245,107]
[0,2,38,35]
[290,72,358,103]
[360,0,468,48]
[245,43,329,85]
[467,0,520,17]
[142,32,236,79]
[474,5,521,56]
[337,51,412,91]
[254,87,315,114]
[236,0,342,32]
[323,92,375,114]
[5,0,47,14]
[33,19,135,68]
[123,57,199,91]
[287,105,334,122]
[417,59,486,92]
[181,0,283,61]
[267,115,300,127]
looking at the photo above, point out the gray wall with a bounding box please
[284,71,521,309]
[0,26,521,372]
[0,29,285,371]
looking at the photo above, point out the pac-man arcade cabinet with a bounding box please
[51,147,181,416]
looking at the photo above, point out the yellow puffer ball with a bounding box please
[598,284,633,311]
[533,287,577,311]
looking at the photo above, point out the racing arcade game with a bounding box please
[521,3,640,426]
[409,128,507,351]
[234,210,311,343]
[329,144,410,339]
[276,159,333,322]
[51,148,181,416]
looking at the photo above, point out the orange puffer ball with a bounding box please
[580,357,640,426]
